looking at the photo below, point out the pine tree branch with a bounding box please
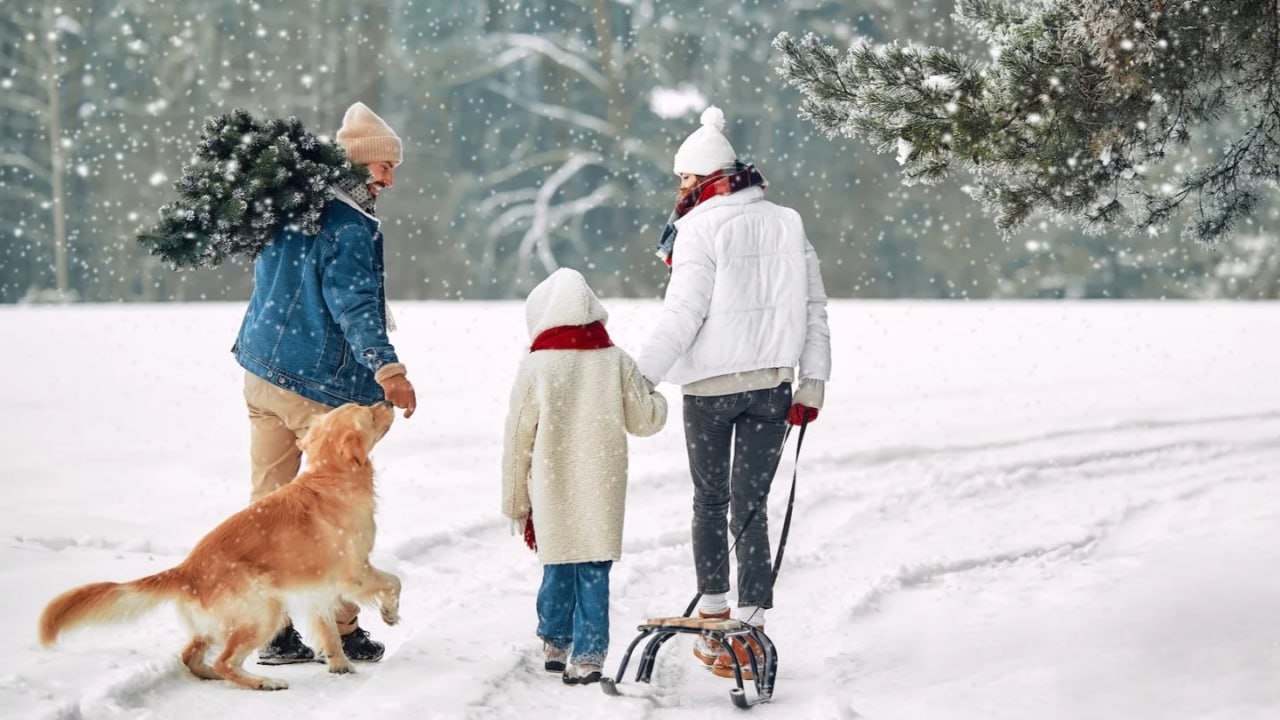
[775,0,1280,243]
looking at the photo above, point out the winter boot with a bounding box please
[711,626,764,680]
[257,624,316,665]
[692,608,731,665]
[562,662,602,685]
[339,626,385,662]
[544,642,568,673]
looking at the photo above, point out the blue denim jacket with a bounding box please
[233,194,398,407]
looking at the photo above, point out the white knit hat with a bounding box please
[335,102,403,166]
[672,106,737,176]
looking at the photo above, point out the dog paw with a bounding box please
[258,678,289,691]
[381,608,400,626]
[328,661,355,675]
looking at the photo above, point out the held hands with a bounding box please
[377,373,417,418]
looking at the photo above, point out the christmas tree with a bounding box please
[773,0,1280,243]
[137,109,369,269]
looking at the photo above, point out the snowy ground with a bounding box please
[2,300,1278,720]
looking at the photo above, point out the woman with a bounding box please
[637,106,832,679]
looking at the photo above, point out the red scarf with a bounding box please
[530,321,613,352]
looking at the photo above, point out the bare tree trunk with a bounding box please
[42,6,69,296]
[591,0,625,131]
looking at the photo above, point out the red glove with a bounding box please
[788,404,819,426]
[524,514,537,552]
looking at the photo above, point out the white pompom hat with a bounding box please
[672,106,737,176]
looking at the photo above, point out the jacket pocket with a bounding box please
[333,342,349,378]
[319,323,348,379]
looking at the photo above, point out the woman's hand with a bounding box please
[787,405,818,425]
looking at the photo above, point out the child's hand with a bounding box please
[512,514,537,551]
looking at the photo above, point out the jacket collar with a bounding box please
[676,186,765,227]
[331,187,381,228]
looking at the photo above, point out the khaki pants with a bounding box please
[244,371,361,633]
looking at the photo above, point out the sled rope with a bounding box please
[682,417,808,618]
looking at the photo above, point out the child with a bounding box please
[502,268,668,685]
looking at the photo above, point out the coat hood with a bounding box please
[525,268,609,339]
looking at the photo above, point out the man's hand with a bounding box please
[378,374,417,418]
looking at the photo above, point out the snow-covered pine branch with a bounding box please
[774,0,1280,243]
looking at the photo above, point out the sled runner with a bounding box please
[600,615,777,708]
[601,420,806,709]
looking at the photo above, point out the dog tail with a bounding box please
[39,567,187,646]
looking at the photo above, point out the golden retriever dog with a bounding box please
[38,402,401,690]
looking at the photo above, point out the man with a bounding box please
[231,101,417,665]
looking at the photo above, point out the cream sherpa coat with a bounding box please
[501,269,668,565]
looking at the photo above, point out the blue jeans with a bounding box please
[683,383,790,609]
[537,561,612,666]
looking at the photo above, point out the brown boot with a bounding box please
[691,609,731,665]
[711,626,764,680]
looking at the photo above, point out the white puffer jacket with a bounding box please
[501,269,668,565]
[638,187,832,387]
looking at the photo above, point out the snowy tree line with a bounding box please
[2,0,1277,303]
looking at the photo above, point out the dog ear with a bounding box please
[297,429,313,455]
[338,426,368,467]
[299,415,330,456]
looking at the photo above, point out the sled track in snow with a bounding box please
[39,657,185,720]
[787,426,1280,535]
[805,409,1280,473]
[12,534,188,557]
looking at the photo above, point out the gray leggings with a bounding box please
[682,383,791,609]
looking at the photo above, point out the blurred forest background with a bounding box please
[3,0,1278,303]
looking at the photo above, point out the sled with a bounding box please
[601,420,807,709]
[599,615,777,709]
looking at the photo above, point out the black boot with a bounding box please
[257,624,316,665]
[340,626,385,662]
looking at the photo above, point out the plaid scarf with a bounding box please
[335,174,377,216]
[655,162,767,267]
[331,173,395,331]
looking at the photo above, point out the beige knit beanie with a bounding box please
[335,102,403,166]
